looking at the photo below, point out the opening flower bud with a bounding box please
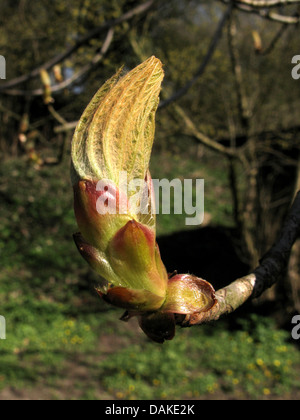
[71,56,217,343]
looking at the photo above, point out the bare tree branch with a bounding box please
[54,121,78,134]
[258,21,290,55]
[227,13,251,132]
[159,3,233,109]
[261,12,300,24]
[172,104,241,159]
[2,28,115,97]
[228,12,260,266]
[233,3,300,23]
[47,105,68,126]
[0,0,155,92]
[233,0,300,8]
[178,191,300,327]
[219,0,300,23]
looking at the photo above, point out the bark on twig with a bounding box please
[178,191,300,327]
[227,13,251,133]
[233,0,300,8]
[172,104,240,159]
[233,3,300,24]
[2,28,115,97]
[220,0,300,24]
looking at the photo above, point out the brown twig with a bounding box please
[2,27,115,97]
[172,104,240,159]
[233,0,300,8]
[159,3,233,109]
[259,22,290,55]
[0,0,155,93]
[178,191,300,327]
[54,121,78,134]
[219,0,300,24]
[227,12,251,132]
[233,3,300,24]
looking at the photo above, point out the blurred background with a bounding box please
[0,0,300,400]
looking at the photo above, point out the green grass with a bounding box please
[0,152,299,400]
[97,315,299,400]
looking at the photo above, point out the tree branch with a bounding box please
[159,3,233,109]
[172,104,241,159]
[2,28,115,97]
[233,3,300,24]
[219,0,300,24]
[227,12,251,132]
[258,21,290,55]
[233,0,300,8]
[178,191,300,327]
[54,121,78,134]
[0,0,155,92]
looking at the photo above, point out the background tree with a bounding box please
[0,0,300,315]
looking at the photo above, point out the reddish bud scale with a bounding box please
[73,180,131,251]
